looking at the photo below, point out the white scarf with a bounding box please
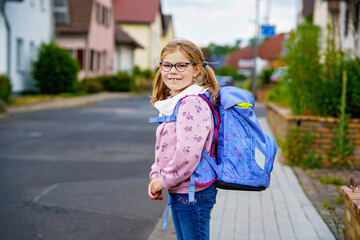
[154,84,208,116]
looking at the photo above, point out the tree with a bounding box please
[32,43,79,94]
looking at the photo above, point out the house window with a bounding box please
[29,41,36,60]
[103,7,108,26]
[95,2,110,27]
[54,0,70,24]
[91,50,100,72]
[103,51,107,74]
[345,6,349,37]
[16,38,24,73]
[40,0,45,10]
[77,49,84,69]
[96,3,102,24]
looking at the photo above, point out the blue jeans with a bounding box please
[170,184,217,240]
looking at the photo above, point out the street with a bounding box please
[0,95,165,240]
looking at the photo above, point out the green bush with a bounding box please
[0,74,12,102]
[79,78,104,93]
[258,67,274,85]
[101,74,131,92]
[278,127,322,168]
[272,23,360,118]
[215,66,246,81]
[31,42,79,94]
[284,22,322,116]
[79,74,131,93]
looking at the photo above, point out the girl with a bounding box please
[148,39,220,240]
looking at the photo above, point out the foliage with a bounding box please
[258,67,274,85]
[273,23,360,118]
[266,78,291,106]
[284,23,322,116]
[322,200,335,211]
[328,71,354,167]
[215,66,246,81]
[318,176,346,185]
[201,41,241,58]
[0,74,12,102]
[31,42,79,94]
[278,126,322,168]
[79,78,104,93]
[80,74,131,93]
[132,66,156,78]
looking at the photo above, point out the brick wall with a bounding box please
[266,103,360,165]
[340,186,360,240]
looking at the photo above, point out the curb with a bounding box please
[2,92,136,115]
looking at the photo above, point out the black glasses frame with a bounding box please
[159,61,196,72]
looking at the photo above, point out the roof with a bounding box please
[115,26,142,48]
[258,33,286,61]
[225,46,255,68]
[162,14,172,34]
[226,33,287,68]
[113,0,161,23]
[56,0,92,34]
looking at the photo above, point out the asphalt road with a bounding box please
[0,95,266,240]
[0,95,166,240]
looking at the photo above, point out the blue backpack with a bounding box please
[150,86,277,229]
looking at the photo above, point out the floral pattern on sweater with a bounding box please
[149,95,214,194]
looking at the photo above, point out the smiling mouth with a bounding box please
[168,78,182,81]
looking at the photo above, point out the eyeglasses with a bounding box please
[159,61,196,72]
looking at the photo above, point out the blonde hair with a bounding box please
[151,39,220,105]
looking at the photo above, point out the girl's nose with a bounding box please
[169,65,178,73]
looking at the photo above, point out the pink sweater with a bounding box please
[150,95,214,194]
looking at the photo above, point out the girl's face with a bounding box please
[161,50,200,96]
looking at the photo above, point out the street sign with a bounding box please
[261,25,276,37]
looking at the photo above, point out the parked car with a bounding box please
[216,75,234,87]
[270,67,287,82]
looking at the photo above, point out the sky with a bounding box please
[162,0,298,48]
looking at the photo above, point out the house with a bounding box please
[0,0,53,93]
[297,0,360,57]
[113,0,174,70]
[161,14,174,48]
[55,0,115,79]
[225,33,287,76]
[114,25,142,73]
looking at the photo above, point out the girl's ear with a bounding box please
[193,65,201,78]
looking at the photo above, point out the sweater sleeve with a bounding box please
[159,96,212,189]
[149,161,159,180]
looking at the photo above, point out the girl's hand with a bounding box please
[150,178,164,194]
[148,179,164,200]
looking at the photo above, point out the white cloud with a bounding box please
[162,0,297,47]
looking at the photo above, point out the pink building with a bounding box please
[55,0,115,79]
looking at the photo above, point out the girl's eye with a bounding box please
[177,64,186,69]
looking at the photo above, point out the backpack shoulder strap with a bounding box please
[149,98,184,123]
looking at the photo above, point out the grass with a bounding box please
[8,92,89,107]
[318,176,347,186]
[334,196,345,204]
[322,200,335,211]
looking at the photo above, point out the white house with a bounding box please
[0,0,53,93]
[297,0,360,57]
[114,26,142,73]
[339,1,360,56]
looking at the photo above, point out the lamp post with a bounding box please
[252,0,260,99]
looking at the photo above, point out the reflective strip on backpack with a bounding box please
[236,102,253,108]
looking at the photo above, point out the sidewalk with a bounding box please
[3,92,134,115]
[148,117,336,240]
